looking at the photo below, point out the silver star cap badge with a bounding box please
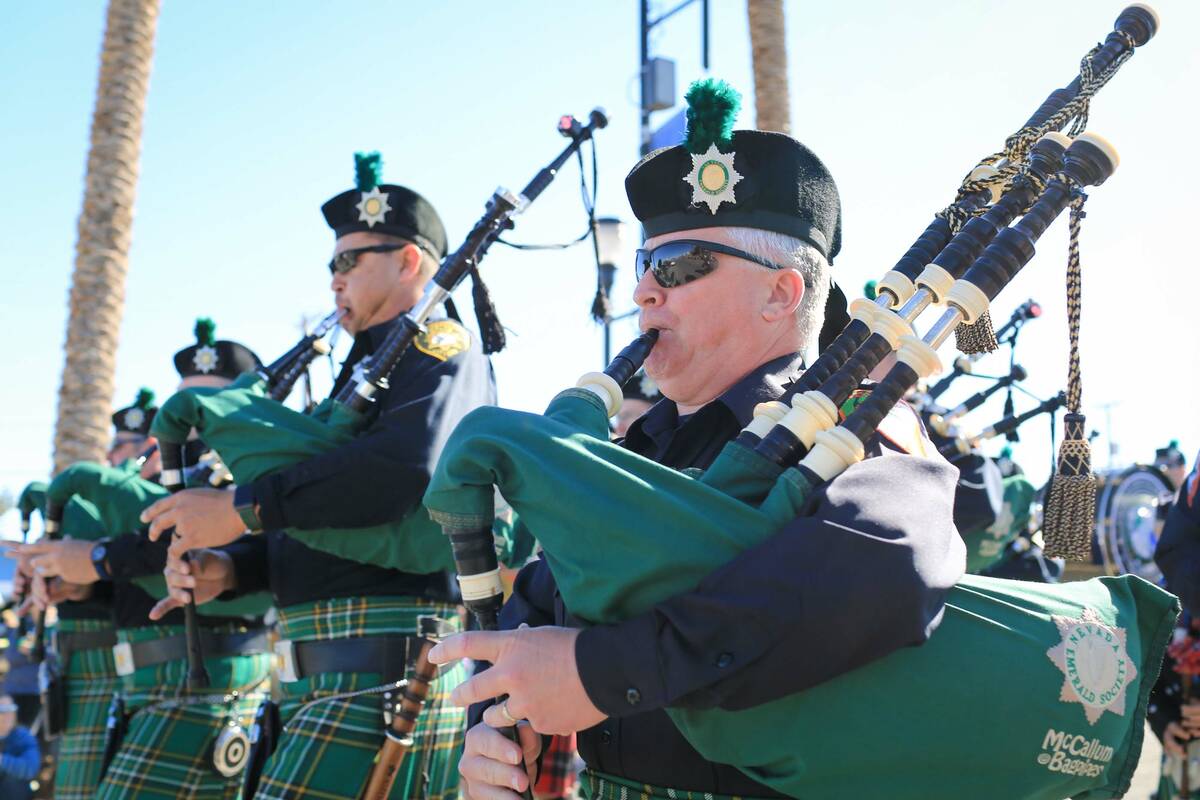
[193,345,219,374]
[356,187,391,228]
[123,408,145,430]
[683,144,743,214]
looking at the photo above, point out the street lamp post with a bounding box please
[594,217,630,364]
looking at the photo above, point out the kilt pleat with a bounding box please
[53,618,121,800]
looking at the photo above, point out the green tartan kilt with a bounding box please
[247,596,466,800]
[95,623,272,800]
[54,618,121,800]
[581,770,772,800]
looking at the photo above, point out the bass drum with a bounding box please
[1095,464,1174,583]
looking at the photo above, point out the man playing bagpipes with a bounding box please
[145,154,498,799]
[430,80,967,800]
[9,325,275,799]
[5,387,158,799]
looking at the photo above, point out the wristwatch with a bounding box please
[233,484,264,534]
[91,538,113,581]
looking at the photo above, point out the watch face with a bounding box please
[92,544,107,562]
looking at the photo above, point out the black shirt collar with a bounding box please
[624,351,807,459]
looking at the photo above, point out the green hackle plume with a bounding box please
[355,151,383,192]
[684,79,741,154]
[863,280,878,300]
[194,317,216,346]
[135,388,155,409]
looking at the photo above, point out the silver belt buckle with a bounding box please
[274,639,298,684]
[112,642,135,677]
[416,615,447,642]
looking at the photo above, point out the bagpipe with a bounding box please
[148,109,608,577]
[423,7,1180,799]
[257,308,342,404]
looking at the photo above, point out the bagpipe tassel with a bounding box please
[953,309,1000,355]
[1042,191,1094,560]
[1043,412,1096,560]
[469,265,506,354]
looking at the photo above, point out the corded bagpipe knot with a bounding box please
[935,203,972,236]
[1004,165,1049,215]
[1043,191,1095,560]
[469,265,507,354]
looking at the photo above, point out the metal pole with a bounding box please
[640,0,651,156]
[701,0,709,69]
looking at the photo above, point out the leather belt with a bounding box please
[275,616,455,683]
[53,628,119,657]
[113,629,269,677]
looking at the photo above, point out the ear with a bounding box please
[396,243,423,280]
[761,268,805,322]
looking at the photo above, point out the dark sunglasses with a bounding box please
[328,244,409,275]
[634,239,804,289]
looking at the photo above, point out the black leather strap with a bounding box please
[126,629,269,671]
[293,636,413,683]
[289,614,456,680]
[55,628,118,658]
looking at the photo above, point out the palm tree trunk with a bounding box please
[53,0,161,474]
[747,0,791,134]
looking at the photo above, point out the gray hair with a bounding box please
[723,227,830,348]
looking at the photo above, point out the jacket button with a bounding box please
[625,688,641,705]
[600,729,613,744]
[715,652,734,668]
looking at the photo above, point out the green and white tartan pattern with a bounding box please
[248,596,466,800]
[582,770,771,800]
[53,617,120,800]
[95,623,272,799]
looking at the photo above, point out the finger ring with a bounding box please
[498,699,520,725]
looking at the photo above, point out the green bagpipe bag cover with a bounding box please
[961,472,1038,573]
[19,479,105,542]
[18,481,49,525]
[425,389,1179,799]
[151,372,466,574]
[46,461,270,618]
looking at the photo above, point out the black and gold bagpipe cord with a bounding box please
[938,33,1134,354]
[1043,190,1096,560]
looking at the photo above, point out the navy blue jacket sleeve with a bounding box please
[1156,469,1200,615]
[253,343,495,532]
[102,531,168,581]
[220,534,270,597]
[574,453,966,716]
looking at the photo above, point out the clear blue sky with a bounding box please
[2,0,1198,540]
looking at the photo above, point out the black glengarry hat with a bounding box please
[626,80,848,352]
[173,318,262,380]
[112,387,157,435]
[321,152,448,260]
[626,79,841,262]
